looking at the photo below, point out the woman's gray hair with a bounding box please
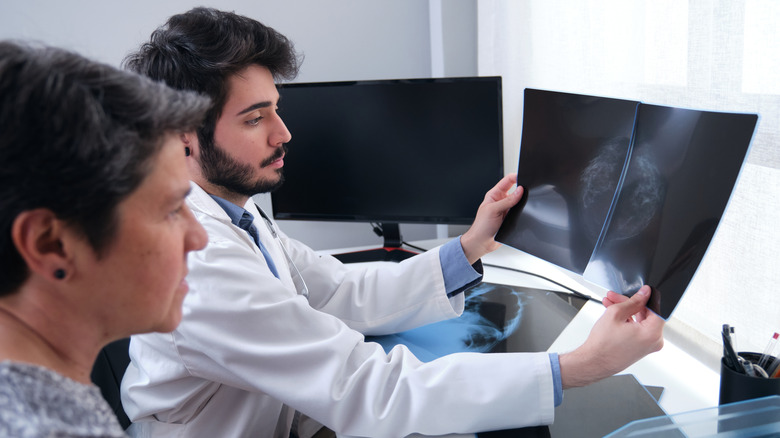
[0,40,211,296]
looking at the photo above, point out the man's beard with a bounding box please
[200,141,286,197]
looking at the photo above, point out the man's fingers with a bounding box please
[603,290,628,307]
[609,285,651,320]
[491,185,523,213]
[486,173,518,201]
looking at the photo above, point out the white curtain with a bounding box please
[478,0,780,368]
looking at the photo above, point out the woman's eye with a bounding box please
[169,205,184,218]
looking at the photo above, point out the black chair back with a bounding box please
[90,338,132,430]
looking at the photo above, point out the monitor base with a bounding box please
[333,247,418,264]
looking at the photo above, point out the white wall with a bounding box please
[0,1,435,77]
[0,0,480,250]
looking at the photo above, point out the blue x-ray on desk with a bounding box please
[368,282,583,360]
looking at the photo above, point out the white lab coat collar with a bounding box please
[186,182,233,223]
[186,182,297,292]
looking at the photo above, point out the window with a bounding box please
[478,0,780,368]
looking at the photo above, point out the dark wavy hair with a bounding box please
[123,7,301,152]
[0,40,211,296]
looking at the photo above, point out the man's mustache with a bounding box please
[261,145,288,168]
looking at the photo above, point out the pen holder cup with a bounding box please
[719,352,780,405]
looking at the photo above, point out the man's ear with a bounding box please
[11,209,71,282]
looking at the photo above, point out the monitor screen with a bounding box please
[271,77,504,228]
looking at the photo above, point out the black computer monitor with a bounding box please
[272,77,504,262]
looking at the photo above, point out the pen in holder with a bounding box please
[719,352,780,405]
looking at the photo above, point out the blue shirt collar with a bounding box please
[208,195,251,227]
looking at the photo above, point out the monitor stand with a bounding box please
[332,223,418,263]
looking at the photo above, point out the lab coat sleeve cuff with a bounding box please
[439,237,483,297]
[549,352,563,406]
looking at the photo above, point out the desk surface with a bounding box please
[324,239,721,436]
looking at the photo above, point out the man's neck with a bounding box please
[194,178,249,208]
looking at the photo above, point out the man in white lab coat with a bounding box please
[120,7,665,438]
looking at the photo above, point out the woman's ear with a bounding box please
[181,132,198,158]
[180,131,204,181]
[11,209,71,282]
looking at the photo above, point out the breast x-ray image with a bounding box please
[496,89,639,275]
[497,89,758,319]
